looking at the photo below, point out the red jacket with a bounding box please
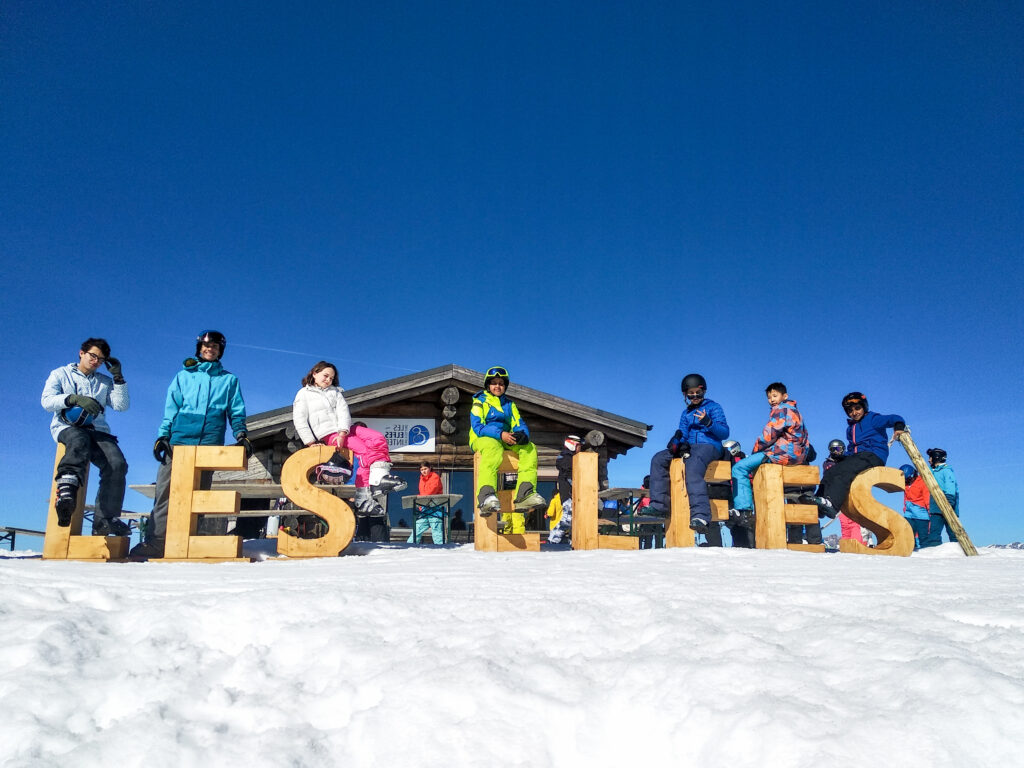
[419,471,443,496]
[904,475,930,509]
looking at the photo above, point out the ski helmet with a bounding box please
[827,439,845,455]
[722,439,742,457]
[483,365,509,388]
[196,330,227,359]
[900,464,917,482]
[841,392,868,413]
[564,434,582,453]
[926,447,947,465]
[680,373,707,404]
[59,406,96,428]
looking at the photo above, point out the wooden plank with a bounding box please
[571,452,600,550]
[185,536,244,559]
[598,535,640,550]
[496,532,540,551]
[895,432,978,556]
[780,465,821,485]
[277,445,355,558]
[785,503,820,525]
[787,543,826,553]
[704,461,732,482]
[665,458,694,548]
[710,498,729,522]
[67,536,129,560]
[840,466,914,557]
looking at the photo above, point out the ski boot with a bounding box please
[477,486,501,517]
[368,461,408,493]
[55,476,79,526]
[513,482,547,512]
[92,516,131,537]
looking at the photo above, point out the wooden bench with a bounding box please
[1,526,45,551]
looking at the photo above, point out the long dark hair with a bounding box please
[301,361,338,387]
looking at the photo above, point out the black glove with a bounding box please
[512,431,530,445]
[235,434,254,459]
[697,411,712,428]
[667,429,684,453]
[893,421,906,432]
[104,356,125,384]
[678,442,691,459]
[153,436,171,463]
[66,394,103,416]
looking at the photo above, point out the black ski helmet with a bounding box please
[926,447,947,465]
[841,391,868,413]
[680,373,707,394]
[196,330,227,359]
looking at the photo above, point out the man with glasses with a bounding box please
[801,392,906,519]
[41,337,131,534]
[131,330,250,558]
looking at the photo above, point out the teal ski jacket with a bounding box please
[159,359,247,445]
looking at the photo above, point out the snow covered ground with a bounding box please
[2,542,1023,768]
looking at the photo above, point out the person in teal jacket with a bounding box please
[470,366,547,533]
[131,331,250,558]
[920,448,960,548]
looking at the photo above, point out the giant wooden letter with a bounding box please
[163,445,248,561]
[839,466,914,557]
[42,444,129,561]
[751,464,823,552]
[278,445,355,557]
[472,451,540,552]
[571,451,638,551]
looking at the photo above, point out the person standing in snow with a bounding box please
[291,360,406,519]
[802,392,906,520]
[547,434,609,546]
[40,337,131,535]
[409,462,445,545]
[132,331,249,558]
[470,366,547,534]
[900,463,930,548]
[919,448,959,548]
[648,373,729,544]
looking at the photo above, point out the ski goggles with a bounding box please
[485,366,509,378]
[197,331,226,346]
[843,402,865,414]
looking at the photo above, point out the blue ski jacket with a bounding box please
[929,463,960,516]
[846,410,904,464]
[677,398,729,448]
[159,359,247,445]
[469,390,529,443]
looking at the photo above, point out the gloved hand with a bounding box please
[153,436,171,463]
[235,434,254,459]
[104,356,124,384]
[66,394,103,416]
[678,442,691,459]
[696,411,712,428]
[512,431,530,445]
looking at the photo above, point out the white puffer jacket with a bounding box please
[292,385,352,445]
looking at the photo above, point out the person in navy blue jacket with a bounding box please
[802,392,906,519]
[648,373,729,541]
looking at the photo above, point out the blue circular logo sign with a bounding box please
[408,424,430,446]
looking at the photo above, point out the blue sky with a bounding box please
[2,1,1021,545]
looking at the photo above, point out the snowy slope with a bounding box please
[2,543,1023,768]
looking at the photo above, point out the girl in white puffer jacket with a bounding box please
[291,361,406,514]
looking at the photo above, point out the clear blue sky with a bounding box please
[2,1,1021,545]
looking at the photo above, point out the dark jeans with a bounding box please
[56,428,128,520]
[149,456,213,538]
[818,452,883,511]
[649,443,722,523]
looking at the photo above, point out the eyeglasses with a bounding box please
[85,351,106,363]
[486,366,508,378]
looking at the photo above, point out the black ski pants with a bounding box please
[818,452,883,511]
[56,427,128,520]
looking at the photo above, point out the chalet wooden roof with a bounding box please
[246,364,649,455]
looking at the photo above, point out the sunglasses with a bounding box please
[844,403,865,413]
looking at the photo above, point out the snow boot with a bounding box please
[477,486,501,517]
[354,486,385,517]
[368,462,407,493]
[55,476,79,526]
[128,537,165,560]
[689,517,709,534]
[513,482,547,511]
[92,516,131,537]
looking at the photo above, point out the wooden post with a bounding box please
[42,443,128,561]
[278,445,355,557]
[161,445,249,561]
[753,463,788,549]
[571,451,600,550]
[839,466,914,557]
[895,432,978,556]
[665,458,694,548]
[472,449,540,552]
